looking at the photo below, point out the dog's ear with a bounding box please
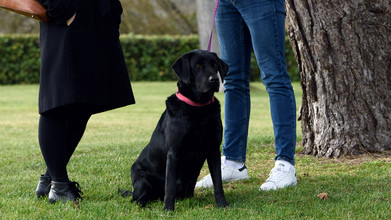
[214,54,229,80]
[172,52,192,84]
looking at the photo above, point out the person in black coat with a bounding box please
[35,0,135,203]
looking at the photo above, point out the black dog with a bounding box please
[130,49,229,211]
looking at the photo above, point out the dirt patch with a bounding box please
[297,150,391,165]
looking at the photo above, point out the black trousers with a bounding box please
[38,105,91,182]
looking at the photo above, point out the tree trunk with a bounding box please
[196,0,220,54]
[286,0,391,157]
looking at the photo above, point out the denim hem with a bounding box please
[224,155,246,163]
[275,156,295,166]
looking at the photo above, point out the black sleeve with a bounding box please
[45,0,77,25]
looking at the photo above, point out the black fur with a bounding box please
[130,49,229,211]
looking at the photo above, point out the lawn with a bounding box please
[0,82,390,219]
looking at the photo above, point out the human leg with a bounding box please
[240,0,296,165]
[38,112,71,182]
[37,105,90,201]
[238,0,297,190]
[218,0,252,164]
[196,0,251,188]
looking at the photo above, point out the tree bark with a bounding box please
[286,0,391,157]
[196,0,220,54]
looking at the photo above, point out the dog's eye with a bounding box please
[196,64,201,69]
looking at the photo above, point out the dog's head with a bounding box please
[172,49,229,98]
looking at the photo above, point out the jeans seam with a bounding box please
[239,16,249,163]
[272,0,284,82]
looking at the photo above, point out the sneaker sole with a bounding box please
[196,176,249,188]
[259,181,297,191]
[222,176,249,182]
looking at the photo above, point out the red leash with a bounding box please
[207,0,220,51]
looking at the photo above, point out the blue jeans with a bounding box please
[217,0,296,165]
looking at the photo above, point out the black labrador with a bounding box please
[130,49,229,211]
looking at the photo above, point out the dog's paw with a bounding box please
[217,201,230,208]
[216,197,229,208]
[118,188,132,198]
[163,204,175,212]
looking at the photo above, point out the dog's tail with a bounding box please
[118,188,132,198]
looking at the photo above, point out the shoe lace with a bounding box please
[266,166,288,183]
[221,161,229,170]
[46,182,52,191]
[69,181,83,199]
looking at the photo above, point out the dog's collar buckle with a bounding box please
[176,91,214,107]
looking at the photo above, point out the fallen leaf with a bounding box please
[205,204,215,209]
[317,193,329,200]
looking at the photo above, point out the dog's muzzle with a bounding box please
[208,75,220,91]
[209,75,219,83]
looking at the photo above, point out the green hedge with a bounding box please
[121,34,199,81]
[0,35,41,84]
[0,34,299,84]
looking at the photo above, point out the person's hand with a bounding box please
[66,13,76,26]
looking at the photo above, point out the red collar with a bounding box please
[176,91,214,107]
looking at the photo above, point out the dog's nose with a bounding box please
[209,75,219,83]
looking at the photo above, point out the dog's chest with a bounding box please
[164,97,222,152]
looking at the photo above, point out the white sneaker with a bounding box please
[196,156,249,188]
[259,160,297,191]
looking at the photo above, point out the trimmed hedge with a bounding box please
[0,35,41,84]
[121,34,199,81]
[0,34,299,84]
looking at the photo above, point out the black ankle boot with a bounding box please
[36,175,51,198]
[48,181,83,203]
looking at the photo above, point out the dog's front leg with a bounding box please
[207,152,229,208]
[164,151,177,211]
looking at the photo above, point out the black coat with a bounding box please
[38,0,135,114]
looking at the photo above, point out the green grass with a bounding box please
[0,82,390,219]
